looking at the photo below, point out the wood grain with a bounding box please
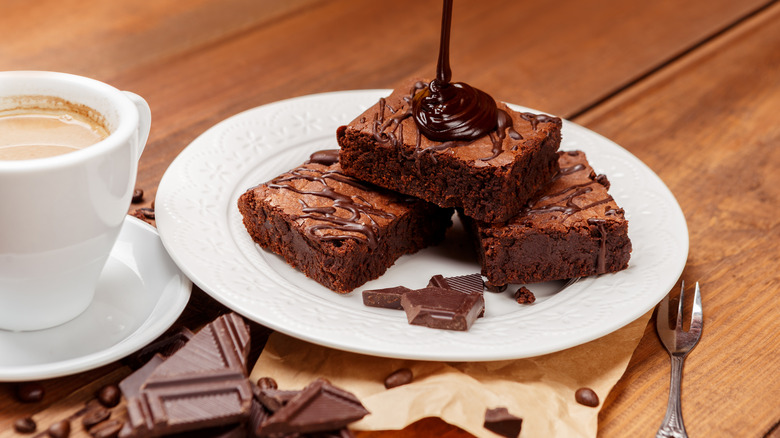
[576,3,780,437]
[1,0,779,437]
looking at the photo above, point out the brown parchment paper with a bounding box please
[250,311,652,438]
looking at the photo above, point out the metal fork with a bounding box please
[655,281,703,438]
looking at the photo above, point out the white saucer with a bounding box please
[0,216,191,381]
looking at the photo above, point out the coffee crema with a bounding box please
[0,96,109,161]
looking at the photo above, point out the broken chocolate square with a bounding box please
[400,287,484,331]
[256,379,369,437]
[361,286,412,310]
[483,406,523,438]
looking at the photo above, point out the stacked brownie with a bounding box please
[238,81,631,294]
[238,150,452,293]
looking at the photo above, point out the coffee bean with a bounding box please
[384,368,413,389]
[575,387,599,407]
[82,406,110,430]
[96,384,121,408]
[15,382,45,403]
[14,417,36,433]
[47,419,71,438]
[89,419,124,438]
[131,188,144,203]
[138,207,155,219]
[257,376,278,390]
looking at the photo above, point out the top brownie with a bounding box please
[337,79,562,223]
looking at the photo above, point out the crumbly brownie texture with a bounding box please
[237,151,453,293]
[336,79,562,223]
[464,150,632,285]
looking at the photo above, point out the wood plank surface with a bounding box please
[575,3,780,437]
[1,0,779,437]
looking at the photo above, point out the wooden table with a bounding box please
[1,1,779,436]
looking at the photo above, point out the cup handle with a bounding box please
[122,91,152,159]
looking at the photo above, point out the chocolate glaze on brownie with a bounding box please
[337,80,560,223]
[238,150,453,293]
[464,150,632,285]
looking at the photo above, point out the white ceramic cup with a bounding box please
[0,71,151,331]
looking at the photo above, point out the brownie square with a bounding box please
[237,150,453,293]
[336,79,561,223]
[463,150,632,286]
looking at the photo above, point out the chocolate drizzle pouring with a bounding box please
[268,150,395,248]
[367,0,519,161]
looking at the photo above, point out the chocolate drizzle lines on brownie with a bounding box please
[369,0,531,163]
[269,163,395,248]
[522,159,619,275]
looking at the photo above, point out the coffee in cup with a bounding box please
[0,71,151,331]
[0,96,110,161]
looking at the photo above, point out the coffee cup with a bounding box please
[0,71,151,331]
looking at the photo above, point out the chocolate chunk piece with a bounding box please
[400,287,484,331]
[123,313,253,437]
[361,286,412,310]
[256,379,369,436]
[428,273,485,317]
[575,387,600,407]
[119,354,165,400]
[384,368,413,389]
[483,407,523,438]
[427,273,484,294]
[513,286,536,304]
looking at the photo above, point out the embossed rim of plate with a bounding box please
[155,89,688,361]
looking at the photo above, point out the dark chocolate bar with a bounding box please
[122,313,253,437]
[427,273,484,294]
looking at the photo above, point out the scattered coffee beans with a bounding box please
[13,417,36,433]
[96,384,121,408]
[15,382,45,403]
[82,406,111,430]
[575,387,599,407]
[89,419,124,438]
[257,376,278,390]
[47,419,71,438]
[131,188,144,204]
[384,368,413,389]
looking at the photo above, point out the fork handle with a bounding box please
[656,355,688,438]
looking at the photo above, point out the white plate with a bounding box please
[156,90,688,361]
[0,216,191,381]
